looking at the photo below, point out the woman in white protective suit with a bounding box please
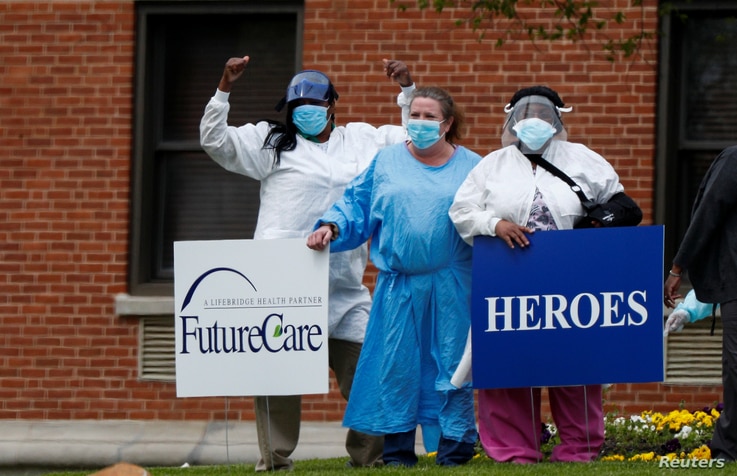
[199,55,417,471]
[449,86,629,463]
[307,86,481,467]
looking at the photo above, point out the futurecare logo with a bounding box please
[177,267,324,355]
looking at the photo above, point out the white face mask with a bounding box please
[512,118,557,151]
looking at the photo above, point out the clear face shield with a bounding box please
[275,70,338,112]
[501,95,569,150]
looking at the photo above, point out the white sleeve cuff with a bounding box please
[489,218,501,237]
[214,89,230,103]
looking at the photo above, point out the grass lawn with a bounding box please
[44,454,729,475]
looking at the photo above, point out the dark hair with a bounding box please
[262,102,299,167]
[411,86,465,143]
[261,121,295,167]
[508,86,566,109]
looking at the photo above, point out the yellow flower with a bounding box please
[693,411,714,428]
[601,454,625,461]
[629,452,656,462]
[687,445,711,460]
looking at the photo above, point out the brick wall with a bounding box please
[0,0,722,422]
[1,0,140,419]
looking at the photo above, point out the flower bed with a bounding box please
[539,403,722,461]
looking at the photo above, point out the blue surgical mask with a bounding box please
[407,119,446,149]
[292,105,329,137]
[512,117,557,151]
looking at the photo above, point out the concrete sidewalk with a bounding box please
[0,420,428,473]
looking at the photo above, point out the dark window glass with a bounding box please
[132,3,300,294]
[683,18,737,142]
[662,6,737,266]
[156,152,262,274]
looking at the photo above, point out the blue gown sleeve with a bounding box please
[675,289,718,323]
[316,158,378,253]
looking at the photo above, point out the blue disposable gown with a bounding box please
[317,142,480,443]
[675,289,718,324]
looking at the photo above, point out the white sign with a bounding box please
[174,239,329,397]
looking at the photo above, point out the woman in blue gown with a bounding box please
[307,86,480,466]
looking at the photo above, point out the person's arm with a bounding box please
[664,289,718,335]
[563,143,624,205]
[664,264,683,308]
[307,159,379,253]
[383,58,413,87]
[666,149,737,306]
[218,56,250,93]
[383,59,415,127]
[306,224,336,251]
[200,55,274,180]
[398,83,415,127]
[675,151,737,269]
[449,160,500,245]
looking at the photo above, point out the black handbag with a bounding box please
[526,153,643,228]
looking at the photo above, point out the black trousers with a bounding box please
[711,299,737,461]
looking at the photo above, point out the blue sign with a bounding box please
[471,226,665,389]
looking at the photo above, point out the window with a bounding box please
[130,1,302,296]
[657,3,737,262]
[657,1,737,384]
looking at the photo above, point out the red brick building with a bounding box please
[1,0,734,423]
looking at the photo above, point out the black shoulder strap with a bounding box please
[525,154,597,211]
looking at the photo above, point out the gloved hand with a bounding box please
[664,309,690,336]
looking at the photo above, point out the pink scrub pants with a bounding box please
[478,385,604,463]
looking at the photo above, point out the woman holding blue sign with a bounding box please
[449,86,631,463]
[307,87,481,467]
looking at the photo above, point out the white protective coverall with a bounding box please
[199,84,414,470]
[200,87,414,342]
